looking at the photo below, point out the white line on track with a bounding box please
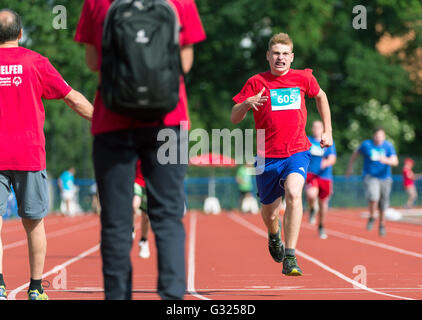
[301,222,422,259]
[326,216,422,238]
[8,243,100,300]
[187,211,211,300]
[228,214,415,300]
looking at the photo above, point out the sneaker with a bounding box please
[366,217,375,231]
[268,219,284,263]
[27,289,48,300]
[138,240,150,259]
[309,208,316,225]
[0,285,7,300]
[379,225,386,237]
[282,255,303,276]
[318,226,328,239]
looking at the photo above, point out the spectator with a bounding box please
[74,0,206,299]
[0,9,93,300]
[58,167,77,216]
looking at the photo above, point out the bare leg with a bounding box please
[21,218,46,280]
[140,212,150,239]
[260,196,283,235]
[0,216,3,275]
[283,173,305,249]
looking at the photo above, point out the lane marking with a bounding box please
[187,211,211,300]
[302,222,422,259]
[228,214,415,300]
[8,243,100,300]
[327,216,422,238]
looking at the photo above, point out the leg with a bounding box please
[0,216,3,275]
[283,173,306,249]
[140,211,150,240]
[378,178,392,236]
[306,185,318,224]
[139,126,187,300]
[21,218,46,280]
[260,197,283,235]
[405,185,417,208]
[94,131,137,300]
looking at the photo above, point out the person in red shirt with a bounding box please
[75,0,205,300]
[0,9,93,300]
[403,158,422,209]
[132,160,151,259]
[231,33,333,276]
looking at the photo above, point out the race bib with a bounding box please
[270,88,301,111]
[369,148,385,161]
[310,143,325,157]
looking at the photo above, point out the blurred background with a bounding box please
[2,0,422,216]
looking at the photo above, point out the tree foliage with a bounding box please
[2,0,422,177]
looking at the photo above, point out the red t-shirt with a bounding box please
[135,160,146,187]
[403,167,414,187]
[74,0,206,135]
[233,69,320,158]
[0,47,72,171]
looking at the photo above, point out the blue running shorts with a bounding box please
[255,150,311,205]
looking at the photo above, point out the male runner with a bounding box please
[231,33,333,276]
[306,120,337,239]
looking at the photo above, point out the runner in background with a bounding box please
[132,160,150,259]
[346,127,399,236]
[305,120,337,239]
[402,158,422,209]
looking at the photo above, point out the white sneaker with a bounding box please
[138,240,150,259]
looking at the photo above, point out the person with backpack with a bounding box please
[74,0,206,300]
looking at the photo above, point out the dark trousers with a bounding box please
[93,126,187,300]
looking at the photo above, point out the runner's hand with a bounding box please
[320,132,333,148]
[244,88,268,111]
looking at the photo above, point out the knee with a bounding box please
[285,188,302,203]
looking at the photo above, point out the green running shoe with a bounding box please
[0,285,7,300]
[268,219,284,263]
[282,255,303,276]
[27,289,48,300]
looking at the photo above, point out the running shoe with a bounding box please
[0,285,7,300]
[309,208,316,225]
[318,226,328,239]
[366,217,375,231]
[268,219,284,263]
[138,240,150,259]
[379,225,386,237]
[282,255,303,276]
[27,289,48,300]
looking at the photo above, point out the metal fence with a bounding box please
[3,175,421,219]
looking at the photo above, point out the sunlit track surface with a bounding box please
[2,209,421,300]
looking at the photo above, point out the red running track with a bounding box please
[1,208,422,300]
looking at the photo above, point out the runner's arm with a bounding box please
[314,89,333,148]
[231,88,267,124]
[63,89,94,121]
[379,154,399,167]
[181,45,194,74]
[321,154,337,170]
[85,44,99,72]
[346,150,360,177]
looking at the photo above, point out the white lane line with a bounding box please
[187,211,211,300]
[8,243,100,300]
[327,216,422,238]
[3,219,99,250]
[228,214,415,301]
[302,222,422,259]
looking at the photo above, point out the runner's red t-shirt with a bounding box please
[403,167,414,187]
[135,160,146,187]
[74,0,206,135]
[0,47,72,171]
[233,69,320,158]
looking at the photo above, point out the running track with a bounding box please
[2,208,422,300]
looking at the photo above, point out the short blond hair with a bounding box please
[268,33,293,51]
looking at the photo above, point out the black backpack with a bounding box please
[101,0,182,122]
